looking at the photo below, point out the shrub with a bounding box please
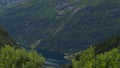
[0,45,45,68]
[72,47,120,68]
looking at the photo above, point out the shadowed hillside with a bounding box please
[0,26,16,48]
[0,0,120,53]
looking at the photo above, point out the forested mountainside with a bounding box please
[0,27,45,68]
[64,35,120,68]
[74,35,120,60]
[0,26,16,48]
[0,0,120,53]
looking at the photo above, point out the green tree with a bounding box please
[72,47,95,68]
[72,47,120,68]
[0,45,45,68]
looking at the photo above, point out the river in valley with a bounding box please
[20,44,71,68]
[37,49,71,68]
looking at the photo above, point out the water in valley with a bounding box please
[20,44,71,68]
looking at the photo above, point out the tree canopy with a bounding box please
[0,45,45,68]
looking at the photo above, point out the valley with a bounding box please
[0,0,120,68]
[0,0,120,54]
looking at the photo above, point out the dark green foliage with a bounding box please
[74,35,120,61]
[69,35,120,68]
[0,45,45,68]
[94,35,120,55]
[0,26,16,48]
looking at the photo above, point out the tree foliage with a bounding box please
[72,47,120,68]
[0,45,45,68]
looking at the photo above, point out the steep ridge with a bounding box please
[0,0,120,53]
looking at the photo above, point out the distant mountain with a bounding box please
[0,0,25,9]
[0,0,23,5]
[0,0,120,53]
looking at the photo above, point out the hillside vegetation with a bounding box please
[0,0,120,53]
[0,26,16,48]
[0,45,45,68]
[65,35,120,68]
[71,47,120,68]
[0,27,45,68]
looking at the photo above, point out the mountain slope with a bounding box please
[0,26,16,48]
[0,0,120,53]
[47,0,120,53]
[68,35,120,68]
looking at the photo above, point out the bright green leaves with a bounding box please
[72,47,95,68]
[0,45,45,68]
[94,49,120,68]
[72,47,120,68]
